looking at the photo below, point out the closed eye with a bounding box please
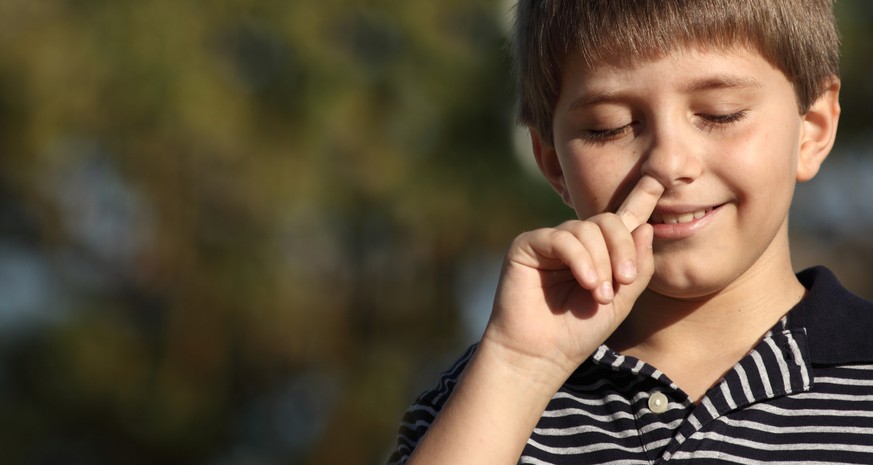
[584,123,633,142]
[698,111,748,130]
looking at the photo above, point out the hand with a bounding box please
[482,175,665,385]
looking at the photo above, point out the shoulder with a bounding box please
[414,343,478,407]
[387,344,478,465]
[791,266,873,365]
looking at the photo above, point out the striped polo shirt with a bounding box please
[388,266,873,464]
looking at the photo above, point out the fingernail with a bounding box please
[619,260,637,279]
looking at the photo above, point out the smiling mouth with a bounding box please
[649,207,714,225]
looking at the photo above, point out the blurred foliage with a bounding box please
[834,0,873,139]
[0,1,870,464]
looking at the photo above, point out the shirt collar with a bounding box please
[787,266,873,366]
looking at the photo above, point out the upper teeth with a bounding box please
[651,208,711,224]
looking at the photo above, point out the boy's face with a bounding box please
[535,46,837,298]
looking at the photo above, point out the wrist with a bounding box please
[472,334,579,400]
[405,336,571,465]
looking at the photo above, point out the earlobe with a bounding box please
[797,79,841,183]
[530,127,573,207]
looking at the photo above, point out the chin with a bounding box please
[646,266,732,301]
[646,283,721,301]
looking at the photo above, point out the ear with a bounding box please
[530,127,573,207]
[797,78,841,183]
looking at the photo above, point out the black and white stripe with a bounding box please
[387,267,873,464]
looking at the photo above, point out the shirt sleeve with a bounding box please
[386,344,478,465]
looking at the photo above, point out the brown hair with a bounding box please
[513,0,841,143]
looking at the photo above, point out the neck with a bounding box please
[606,244,806,401]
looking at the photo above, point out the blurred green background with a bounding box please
[0,1,871,464]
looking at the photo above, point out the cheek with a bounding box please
[562,151,637,218]
[730,124,799,185]
[714,127,800,217]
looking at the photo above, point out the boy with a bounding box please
[390,0,873,463]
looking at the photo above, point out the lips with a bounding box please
[649,207,714,225]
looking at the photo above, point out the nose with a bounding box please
[639,124,703,187]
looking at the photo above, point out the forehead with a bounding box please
[557,46,789,108]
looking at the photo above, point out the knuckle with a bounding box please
[509,231,530,247]
[566,219,600,235]
[549,228,577,244]
[620,210,643,226]
[509,229,541,249]
[590,212,623,227]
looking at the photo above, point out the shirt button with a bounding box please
[648,392,669,413]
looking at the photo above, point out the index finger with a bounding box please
[616,175,665,230]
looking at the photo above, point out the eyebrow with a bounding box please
[567,74,764,112]
[681,75,763,93]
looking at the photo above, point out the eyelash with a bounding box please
[698,111,748,129]
[584,124,633,142]
[582,111,748,142]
